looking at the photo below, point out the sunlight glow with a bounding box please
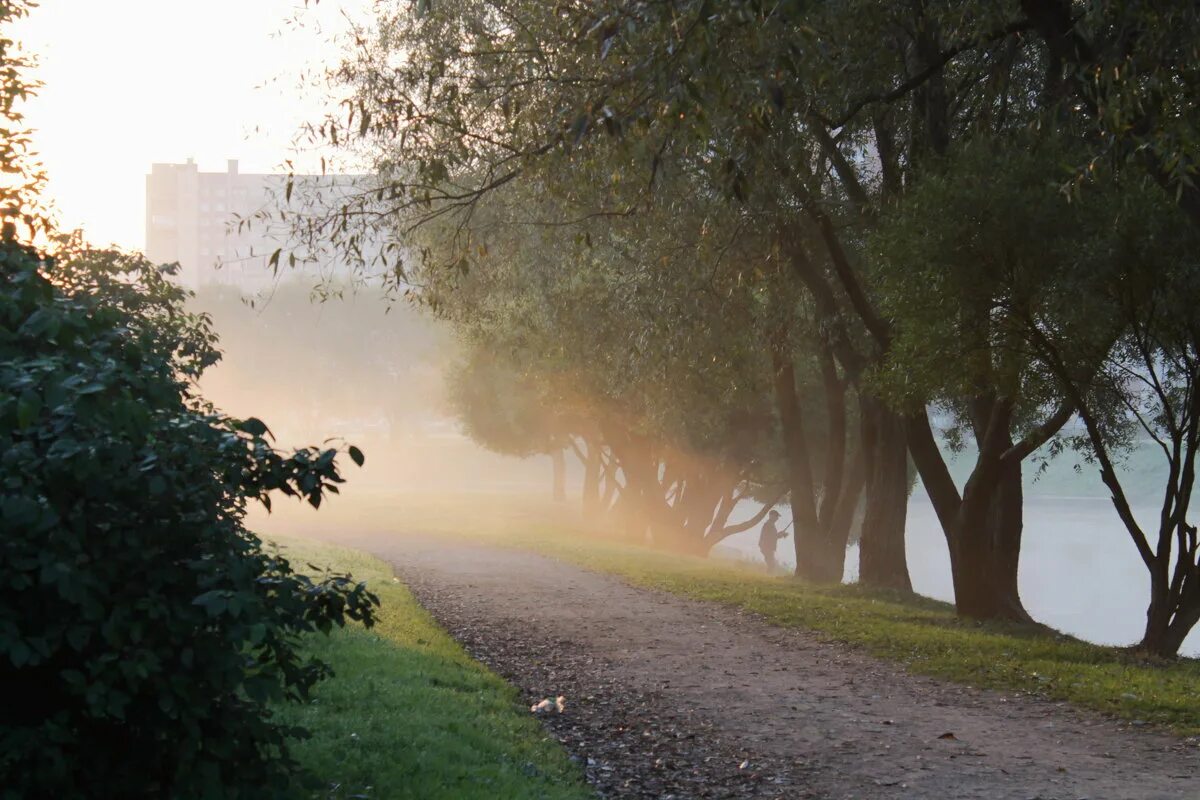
[14,0,368,250]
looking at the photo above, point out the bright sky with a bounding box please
[14,0,369,250]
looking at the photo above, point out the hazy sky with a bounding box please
[15,1,370,250]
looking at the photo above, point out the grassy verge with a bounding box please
[517,530,1200,734]
[267,536,592,800]
[316,491,1200,737]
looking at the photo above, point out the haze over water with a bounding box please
[720,486,1199,656]
[17,0,1194,661]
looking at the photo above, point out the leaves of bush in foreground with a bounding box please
[0,239,377,799]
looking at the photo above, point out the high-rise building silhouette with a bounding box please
[145,158,365,289]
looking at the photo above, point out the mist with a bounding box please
[12,3,1200,797]
[190,284,1197,657]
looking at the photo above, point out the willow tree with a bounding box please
[1007,180,1200,657]
[1056,266,1200,657]
[868,140,1161,622]
[410,172,801,555]
[291,0,1200,617]
[289,0,899,584]
[445,346,576,501]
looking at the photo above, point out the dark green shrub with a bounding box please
[0,239,378,799]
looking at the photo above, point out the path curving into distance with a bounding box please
[348,534,1197,799]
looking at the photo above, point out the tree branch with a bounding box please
[707,488,789,542]
[815,17,1034,129]
[999,400,1075,467]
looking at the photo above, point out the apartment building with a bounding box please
[145,158,364,290]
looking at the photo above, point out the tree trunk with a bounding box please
[1139,571,1173,655]
[858,398,912,591]
[612,434,686,548]
[1137,561,1200,657]
[987,453,1027,617]
[954,401,1032,622]
[609,489,645,544]
[623,457,661,544]
[949,532,1005,619]
[771,335,841,582]
[600,460,619,514]
[1159,605,1200,657]
[703,489,788,554]
[680,471,729,555]
[551,448,566,503]
[798,529,849,583]
[602,424,657,544]
[708,489,737,541]
[950,469,1032,622]
[907,407,1033,622]
[581,441,602,519]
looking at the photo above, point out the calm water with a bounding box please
[294,438,1197,657]
[717,490,1199,657]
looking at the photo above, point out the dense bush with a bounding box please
[0,239,378,798]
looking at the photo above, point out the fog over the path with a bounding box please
[199,284,1196,658]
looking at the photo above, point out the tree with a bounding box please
[1071,274,1200,657]
[1015,194,1200,656]
[293,0,888,579]
[445,344,574,501]
[292,0,1200,622]
[412,174,799,556]
[0,0,46,240]
[1015,1,1200,229]
[867,139,1144,621]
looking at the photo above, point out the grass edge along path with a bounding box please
[505,526,1200,737]
[355,494,1200,738]
[267,535,593,800]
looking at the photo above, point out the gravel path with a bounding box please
[348,534,1198,799]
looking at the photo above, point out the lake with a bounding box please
[717,489,1199,656]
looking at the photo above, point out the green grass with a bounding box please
[341,492,1200,736]
[516,531,1200,734]
[267,536,592,800]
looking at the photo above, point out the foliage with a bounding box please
[292,0,1200,618]
[1044,2,1200,222]
[445,344,567,458]
[0,241,377,799]
[1028,230,1200,656]
[868,139,1156,419]
[412,174,795,548]
[0,0,46,240]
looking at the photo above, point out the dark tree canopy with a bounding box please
[290,0,1200,651]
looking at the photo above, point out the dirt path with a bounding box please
[349,534,1197,799]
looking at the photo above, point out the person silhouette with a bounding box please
[759,510,789,573]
